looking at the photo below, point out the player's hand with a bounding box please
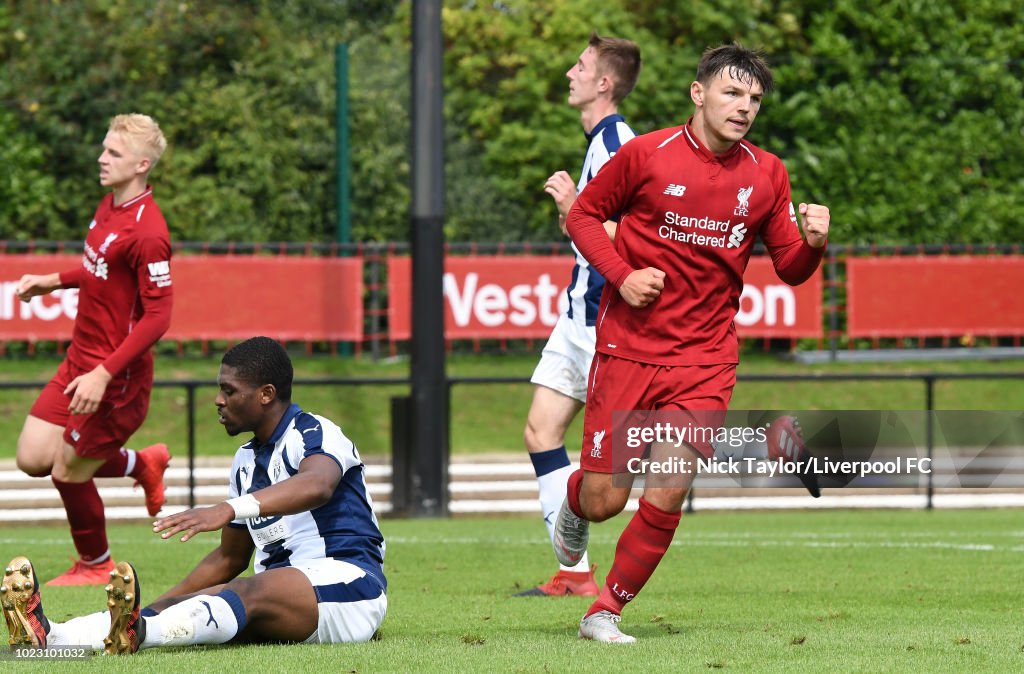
[799,203,829,248]
[153,503,235,542]
[63,365,112,415]
[544,171,577,232]
[16,273,60,302]
[619,267,665,308]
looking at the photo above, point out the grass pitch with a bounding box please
[3,508,1023,672]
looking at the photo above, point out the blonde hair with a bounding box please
[108,113,167,168]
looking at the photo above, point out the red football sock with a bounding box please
[566,469,585,518]
[51,478,109,562]
[94,448,129,478]
[586,497,681,617]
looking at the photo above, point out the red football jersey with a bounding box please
[59,187,173,382]
[567,122,823,366]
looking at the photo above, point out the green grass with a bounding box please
[4,509,1024,672]
[0,353,1022,459]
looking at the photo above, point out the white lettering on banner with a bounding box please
[736,284,796,327]
[443,272,566,328]
[0,282,79,321]
[508,285,535,326]
[475,284,507,327]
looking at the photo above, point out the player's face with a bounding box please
[215,365,264,437]
[97,131,147,189]
[691,68,764,153]
[566,46,603,109]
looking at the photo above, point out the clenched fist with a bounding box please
[798,203,829,248]
[619,267,665,308]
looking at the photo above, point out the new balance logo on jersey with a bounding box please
[591,429,605,458]
[147,260,172,288]
[734,185,753,216]
[663,184,687,197]
[727,222,748,248]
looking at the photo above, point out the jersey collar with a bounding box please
[682,118,743,164]
[586,113,625,143]
[251,403,303,452]
[113,185,153,211]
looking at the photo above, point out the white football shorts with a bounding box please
[292,558,387,644]
[530,313,597,403]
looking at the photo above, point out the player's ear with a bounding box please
[259,384,277,405]
[136,155,152,176]
[690,81,703,106]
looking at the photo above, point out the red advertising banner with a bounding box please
[737,257,822,338]
[847,256,1024,337]
[0,254,364,341]
[387,255,822,340]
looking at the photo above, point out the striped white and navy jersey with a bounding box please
[566,113,636,327]
[227,404,386,589]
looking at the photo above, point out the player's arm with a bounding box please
[566,145,663,308]
[150,525,255,603]
[102,234,174,376]
[153,454,343,543]
[15,270,71,300]
[65,236,174,415]
[761,165,829,285]
[544,170,620,241]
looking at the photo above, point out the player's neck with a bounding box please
[688,114,736,156]
[579,99,619,136]
[254,402,292,446]
[110,177,149,207]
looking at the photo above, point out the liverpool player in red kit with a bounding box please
[14,114,174,585]
[553,45,831,642]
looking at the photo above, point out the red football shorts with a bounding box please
[29,359,153,461]
[581,354,736,472]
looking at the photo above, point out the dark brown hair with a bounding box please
[696,43,774,94]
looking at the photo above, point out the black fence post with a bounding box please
[390,396,413,516]
[187,383,196,509]
[925,376,935,511]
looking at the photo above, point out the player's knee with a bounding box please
[587,500,624,522]
[222,578,260,614]
[15,456,51,478]
[14,446,53,478]
[579,488,628,522]
[524,421,557,454]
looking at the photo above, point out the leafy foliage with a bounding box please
[1,0,1021,243]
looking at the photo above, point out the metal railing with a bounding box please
[3,370,1020,512]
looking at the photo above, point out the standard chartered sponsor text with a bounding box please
[660,212,736,248]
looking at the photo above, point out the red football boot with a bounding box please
[46,557,116,587]
[515,565,600,597]
[133,443,171,517]
[767,415,820,497]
